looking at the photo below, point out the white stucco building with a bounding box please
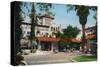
[20,13,62,39]
[35,13,62,38]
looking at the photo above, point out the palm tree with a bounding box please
[67,5,97,52]
[22,2,53,50]
[29,3,53,39]
[23,2,53,39]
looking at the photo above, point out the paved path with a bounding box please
[23,51,82,65]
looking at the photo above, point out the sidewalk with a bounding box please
[23,51,80,65]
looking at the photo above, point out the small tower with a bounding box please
[41,13,54,26]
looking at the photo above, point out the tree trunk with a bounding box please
[31,3,36,48]
[82,24,87,53]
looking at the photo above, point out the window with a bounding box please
[27,32,30,36]
[37,31,40,34]
[51,27,53,31]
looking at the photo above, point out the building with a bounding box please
[85,26,96,37]
[20,13,62,52]
[76,26,97,53]
[76,26,97,41]
[85,26,97,53]
[35,13,62,51]
[35,13,61,38]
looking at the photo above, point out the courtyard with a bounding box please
[22,51,82,65]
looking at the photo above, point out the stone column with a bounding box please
[35,41,43,55]
[51,42,54,52]
[38,40,41,50]
[55,42,58,53]
[87,39,91,54]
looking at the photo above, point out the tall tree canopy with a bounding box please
[30,3,53,39]
[63,25,80,38]
[22,2,53,39]
[66,5,97,51]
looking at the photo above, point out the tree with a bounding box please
[55,25,80,39]
[55,25,80,50]
[55,31,63,38]
[22,2,53,42]
[30,3,53,39]
[30,3,36,40]
[21,3,53,50]
[66,5,97,51]
[64,25,80,48]
[63,25,80,38]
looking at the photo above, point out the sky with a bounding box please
[51,4,96,29]
[22,2,97,30]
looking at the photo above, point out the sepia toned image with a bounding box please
[11,1,97,66]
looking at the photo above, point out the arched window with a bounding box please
[51,27,53,31]
[53,27,55,31]
[37,31,40,34]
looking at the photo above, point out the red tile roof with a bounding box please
[36,37,60,42]
[36,37,81,43]
[36,34,96,43]
[86,34,96,39]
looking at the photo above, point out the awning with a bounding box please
[86,34,96,39]
[36,37,81,43]
[36,37,60,42]
[36,34,96,43]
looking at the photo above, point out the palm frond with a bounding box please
[66,5,75,13]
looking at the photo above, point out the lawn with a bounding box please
[73,55,97,62]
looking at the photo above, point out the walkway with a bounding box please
[23,51,82,65]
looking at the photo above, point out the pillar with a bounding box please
[51,42,54,52]
[38,40,41,50]
[87,39,91,53]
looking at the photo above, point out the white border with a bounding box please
[0,0,99,67]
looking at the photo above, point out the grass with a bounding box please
[73,55,97,62]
